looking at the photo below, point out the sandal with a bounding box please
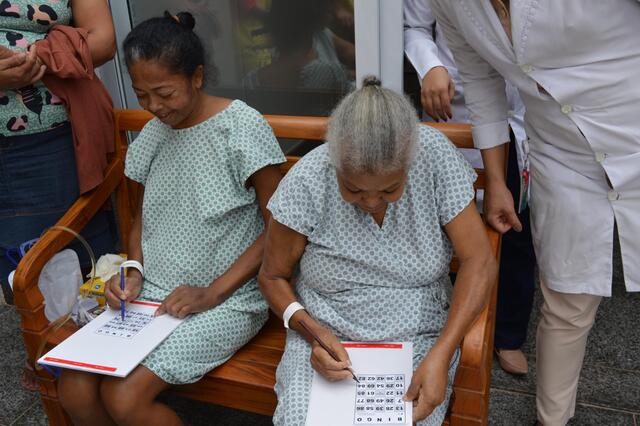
[21,360,39,392]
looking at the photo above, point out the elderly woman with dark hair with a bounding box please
[259,76,498,425]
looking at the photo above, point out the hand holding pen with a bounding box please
[298,319,360,383]
[104,268,143,312]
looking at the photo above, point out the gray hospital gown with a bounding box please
[267,126,476,425]
[124,100,285,384]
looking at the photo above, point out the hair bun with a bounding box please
[164,11,196,30]
[362,75,381,88]
[176,12,196,30]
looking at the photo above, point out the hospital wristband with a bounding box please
[120,260,144,278]
[283,301,305,329]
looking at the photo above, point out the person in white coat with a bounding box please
[428,1,640,425]
[404,0,536,376]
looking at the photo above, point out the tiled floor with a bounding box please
[1,280,638,426]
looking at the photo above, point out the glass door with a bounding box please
[110,0,403,116]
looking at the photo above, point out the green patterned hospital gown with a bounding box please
[124,100,285,384]
[267,126,477,425]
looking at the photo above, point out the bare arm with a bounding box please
[71,0,116,67]
[435,203,498,357]
[406,202,498,421]
[258,218,354,381]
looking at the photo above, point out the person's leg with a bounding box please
[100,365,180,426]
[58,369,115,426]
[494,135,536,373]
[273,330,315,426]
[535,281,601,426]
[1,126,79,390]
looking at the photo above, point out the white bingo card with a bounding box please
[354,374,407,424]
[306,342,413,426]
[39,300,184,377]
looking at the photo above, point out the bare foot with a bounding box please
[21,360,39,392]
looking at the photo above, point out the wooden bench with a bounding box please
[13,109,500,426]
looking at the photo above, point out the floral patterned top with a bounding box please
[0,0,72,136]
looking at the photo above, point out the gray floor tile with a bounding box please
[576,366,640,413]
[0,309,30,367]
[488,389,635,426]
[0,367,39,426]
[9,400,48,426]
[0,309,39,426]
[488,389,537,425]
[157,394,273,426]
[568,406,636,426]
[492,357,640,413]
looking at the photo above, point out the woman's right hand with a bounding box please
[105,271,142,309]
[483,178,522,234]
[308,324,353,382]
[0,45,46,90]
[421,66,455,122]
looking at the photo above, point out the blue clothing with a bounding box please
[0,125,115,304]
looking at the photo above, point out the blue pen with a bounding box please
[120,265,126,321]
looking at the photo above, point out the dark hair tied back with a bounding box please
[123,11,207,81]
[164,10,196,30]
[362,75,382,88]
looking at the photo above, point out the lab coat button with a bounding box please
[608,191,620,201]
[521,64,534,73]
[507,110,515,118]
[561,104,573,114]
[595,152,606,163]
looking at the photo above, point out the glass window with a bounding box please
[128,0,355,116]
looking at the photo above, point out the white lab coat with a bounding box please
[403,0,527,171]
[430,0,640,296]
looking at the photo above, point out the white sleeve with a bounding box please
[403,0,444,81]
[429,0,510,150]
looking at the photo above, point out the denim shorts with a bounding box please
[0,124,116,303]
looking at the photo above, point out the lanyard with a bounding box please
[518,138,530,213]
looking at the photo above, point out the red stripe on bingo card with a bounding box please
[43,357,117,372]
[130,300,161,307]
[342,343,403,349]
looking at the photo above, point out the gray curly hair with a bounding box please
[326,76,419,175]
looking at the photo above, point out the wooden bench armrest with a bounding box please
[458,297,495,371]
[12,157,124,361]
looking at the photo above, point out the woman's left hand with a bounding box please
[155,285,219,318]
[404,349,452,422]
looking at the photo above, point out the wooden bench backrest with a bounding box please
[114,109,489,273]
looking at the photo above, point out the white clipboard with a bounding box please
[306,342,413,425]
[38,300,184,377]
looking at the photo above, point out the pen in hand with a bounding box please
[298,319,360,383]
[120,265,126,321]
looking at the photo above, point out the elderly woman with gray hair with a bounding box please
[259,77,497,425]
